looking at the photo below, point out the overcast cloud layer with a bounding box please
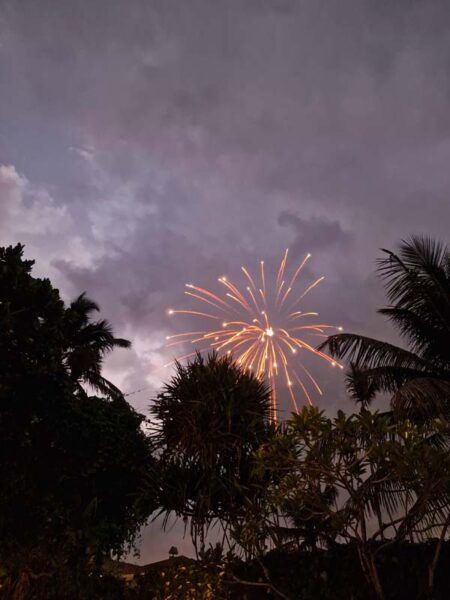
[2,0,450,561]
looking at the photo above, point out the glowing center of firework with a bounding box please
[265,326,274,337]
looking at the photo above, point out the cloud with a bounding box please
[3,0,450,562]
[0,164,89,281]
[0,164,68,236]
[278,211,353,257]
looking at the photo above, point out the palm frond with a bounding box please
[359,476,410,522]
[391,377,450,421]
[377,237,450,336]
[83,371,125,400]
[319,334,428,370]
[345,363,379,406]
[110,336,131,348]
[379,307,450,368]
[397,236,447,276]
[70,320,131,350]
[360,366,439,394]
[69,293,100,317]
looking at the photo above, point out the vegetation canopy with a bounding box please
[0,244,155,598]
[2,238,450,600]
[151,352,273,552]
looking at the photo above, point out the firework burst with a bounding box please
[166,250,343,419]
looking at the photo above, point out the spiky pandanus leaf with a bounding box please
[151,352,273,552]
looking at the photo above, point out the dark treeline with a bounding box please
[1,237,450,600]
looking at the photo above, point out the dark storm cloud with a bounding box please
[2,0,450,561]
[278,211,352,256]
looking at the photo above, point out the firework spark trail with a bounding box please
[167,251,343,420]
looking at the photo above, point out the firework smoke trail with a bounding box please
[166,251,343,420]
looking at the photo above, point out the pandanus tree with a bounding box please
[320,236,450,420]
[151,352,273,554]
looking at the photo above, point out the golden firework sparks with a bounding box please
[166,250,343,419]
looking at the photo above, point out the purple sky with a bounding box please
[2,0,450,562]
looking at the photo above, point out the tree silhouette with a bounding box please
[63,292,131,399]
[151,351,272,553]
[261,406,450,600]
[320,236,450,419]
[0,244,153,597]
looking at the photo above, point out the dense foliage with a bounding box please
[151,352,273,553]
[0,245,154,598]
[256,407,450,599]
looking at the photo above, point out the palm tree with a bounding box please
[63,293,131,399]
[346,363,380,409]
[320,236,450,419]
